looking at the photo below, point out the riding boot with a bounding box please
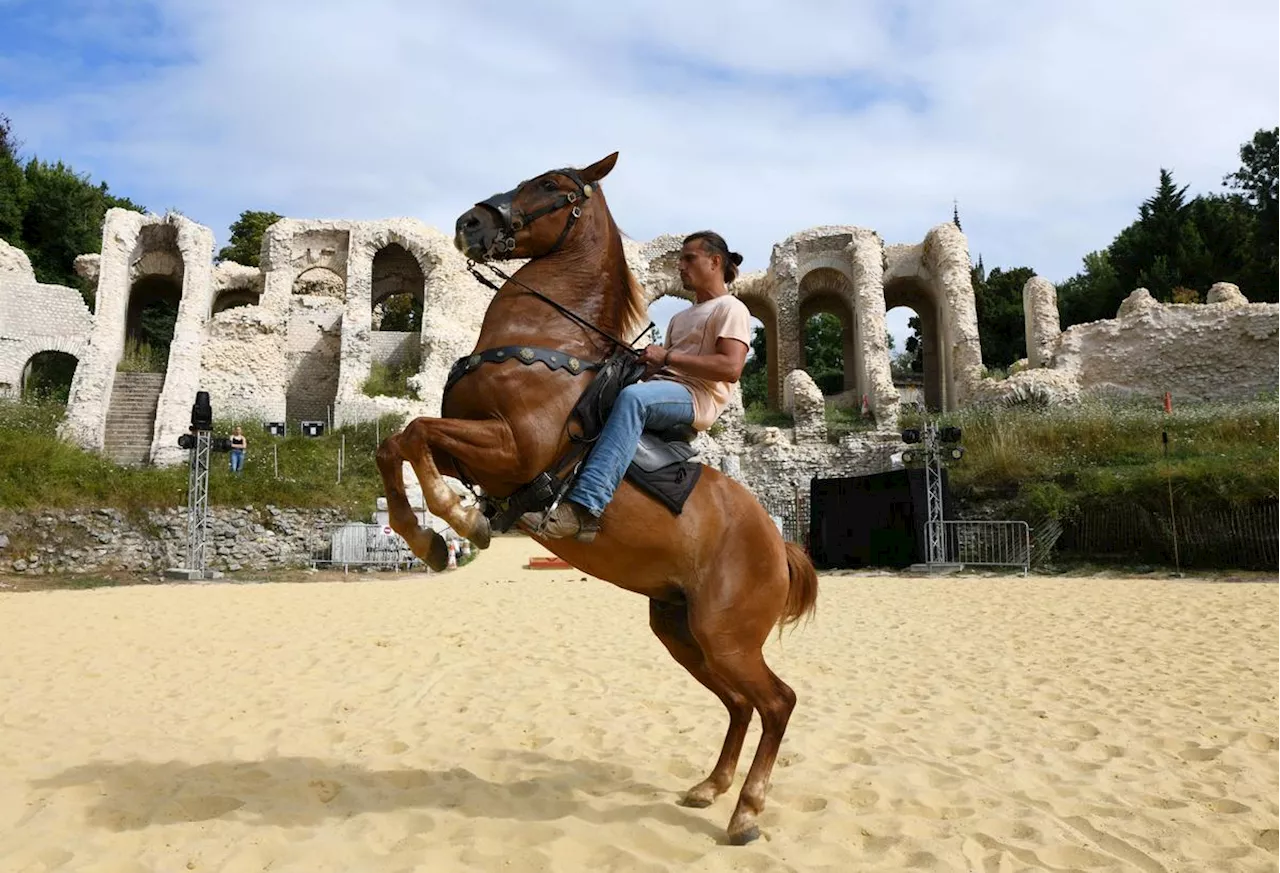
[519,501,600,542]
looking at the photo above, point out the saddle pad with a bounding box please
[625,459,703,515]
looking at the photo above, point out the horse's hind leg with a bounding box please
[649,599,753,808]
[689,601,798,846]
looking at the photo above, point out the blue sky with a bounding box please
[2,0,1277,347]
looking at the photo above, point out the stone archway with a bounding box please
[211,288,260,315]
[123,224,185,375]
[21,350,79,402]
[365,242,426,397]
[883,277,948,412]
[371,243,424,330]
[738,295,780,409]
[797,267,859,401]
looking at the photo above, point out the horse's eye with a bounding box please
[541,179,558,191]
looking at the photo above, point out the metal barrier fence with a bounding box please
[928,519,1031,575]
[309,522,423,571]
[760,491,811,546]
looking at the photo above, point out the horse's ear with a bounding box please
[580,152,619,184]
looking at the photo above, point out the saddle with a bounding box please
[466,348,704,532]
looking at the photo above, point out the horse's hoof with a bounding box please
[426,535,449,572]
[468,513,491,550]
[677,792,714,809]
[728,824,761,846]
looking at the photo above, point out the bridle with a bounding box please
[474,168,593,261]
[464,169,651,356]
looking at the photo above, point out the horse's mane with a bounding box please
[604,209,649,347]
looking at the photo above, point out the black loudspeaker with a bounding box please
[807,468,949,570]
[300,421,325,438]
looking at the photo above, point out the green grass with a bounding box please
[903,394,1280,518]
[362,346,422,399]
[0,396,407,517]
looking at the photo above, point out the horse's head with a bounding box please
[454,152,618,262]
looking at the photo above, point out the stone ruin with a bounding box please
[1,206,1276,507]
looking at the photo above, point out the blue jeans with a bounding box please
[230,449,245,473]
[567,380,695,517]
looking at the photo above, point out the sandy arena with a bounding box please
[0,536,1276,872]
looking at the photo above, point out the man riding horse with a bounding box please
[522,230,752,541]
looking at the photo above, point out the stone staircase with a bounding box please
[103,372,165,466]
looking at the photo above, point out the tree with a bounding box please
[1223,127,1278,300]
[217,210,282,266]
[739,324,769,408]
[0,114,26,243]
[18,158,144,288]
[972,265,1034,369]
[803,312,844,394]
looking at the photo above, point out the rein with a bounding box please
[465,259,650,356]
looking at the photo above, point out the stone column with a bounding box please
[847,231,899,428]
[335,229,375,426]
[60,209,146,451]
[922,222,983,409]
[1022,275,1061,368]
[151,216,216,466]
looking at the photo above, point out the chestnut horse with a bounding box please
[375,151,818,845]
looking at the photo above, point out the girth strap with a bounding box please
[443,345,600,397]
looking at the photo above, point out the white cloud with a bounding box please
[3,0,1276,349]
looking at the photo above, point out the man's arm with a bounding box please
[642,337,748,382]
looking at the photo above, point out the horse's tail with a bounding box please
[779,541,819,632]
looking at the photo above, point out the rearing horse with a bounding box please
[375,151,818,845]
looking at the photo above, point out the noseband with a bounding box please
[475,169,593,259]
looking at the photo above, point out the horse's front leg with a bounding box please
[375,416,515,570]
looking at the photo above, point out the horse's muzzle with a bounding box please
[454,207,500,261]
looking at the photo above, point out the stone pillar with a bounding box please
[1022,275,1061,368]
[1207,282,1249,307]
[772,275,800,410]
[151,216,217,466]
[783,369,826,443]
[60,209,147,452]
[922,222,983,409]
[847,231,899,427]
[336,229,376,424]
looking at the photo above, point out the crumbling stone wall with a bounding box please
[0,239,92,397]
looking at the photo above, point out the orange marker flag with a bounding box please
[1163,392,1172,414]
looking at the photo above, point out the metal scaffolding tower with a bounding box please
[185,430,212,574]
[921,423,946,566]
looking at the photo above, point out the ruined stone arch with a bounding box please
[370,242,426,331]
[883,276,950,411]
[292,266,346,299]
[737,291,779,408]
[21,349,79,401]
[124,223,184,373]
[797,266,860,399]
[211,288,261,315]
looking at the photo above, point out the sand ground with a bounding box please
[0,536,1275,873]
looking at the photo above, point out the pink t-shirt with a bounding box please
[654,294,752,431]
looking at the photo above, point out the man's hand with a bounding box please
[640,343,668,378]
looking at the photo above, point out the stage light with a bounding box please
[940,426,962,443]
[901,428,921,444]
[901,450,915,464]
[190,391,213,431]
[949,446,965,461]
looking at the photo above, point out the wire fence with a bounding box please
[1055,500,1278,571]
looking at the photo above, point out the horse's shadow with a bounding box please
[31,750,723,839]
